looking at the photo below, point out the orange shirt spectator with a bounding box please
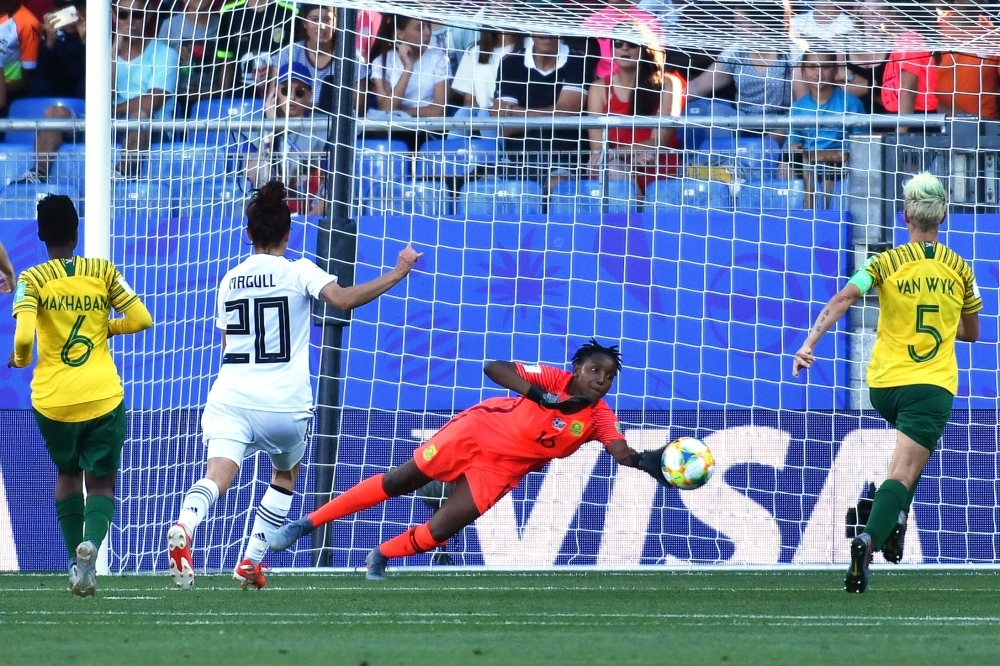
[936,52,1000,120]
[881,31,937,113]
[0,2,41,87]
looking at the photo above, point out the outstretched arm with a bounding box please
[792,283,862,377]
[0,241,13,294]
[483,360,593,415]
[320,244,422,311]
[607,438,671,486]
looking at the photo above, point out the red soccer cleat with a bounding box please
[167,523,195,590]
[233,559,269,589]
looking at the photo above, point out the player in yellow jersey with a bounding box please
[792,172,982,593]
[7,195,153,597]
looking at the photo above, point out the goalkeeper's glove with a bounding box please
[631,446,671,487]
[525,385,594,415]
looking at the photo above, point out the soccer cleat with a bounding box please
[167,523,195,590]
[845,532,873,593]
[881,510,908,564]
[233,559,269,589]
[269,517,314,552]
[365,548,388,581]
[68,558,80,591]
[72,541,97,597]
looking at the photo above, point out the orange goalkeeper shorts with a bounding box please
[413,410,529,514]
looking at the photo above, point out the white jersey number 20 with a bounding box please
[223,297,291,364]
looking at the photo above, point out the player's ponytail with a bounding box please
[246,179,292,251]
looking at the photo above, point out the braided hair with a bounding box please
[571,338,623,373]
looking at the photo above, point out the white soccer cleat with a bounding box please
[72,541,97,597]
[167,523,195,590]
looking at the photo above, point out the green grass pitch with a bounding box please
[2,570,1000,665]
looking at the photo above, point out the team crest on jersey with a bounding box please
[570,421,584,436]
[551,418,566,431]
[422,444,438,461]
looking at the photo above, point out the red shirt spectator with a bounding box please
[881,31,938,113]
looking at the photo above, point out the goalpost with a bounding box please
[48,0,999,574]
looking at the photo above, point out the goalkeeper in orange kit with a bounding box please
[270,339,673,579]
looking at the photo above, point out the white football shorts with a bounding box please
[201,401,312,471]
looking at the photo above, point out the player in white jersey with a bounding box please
[167,180,420,589]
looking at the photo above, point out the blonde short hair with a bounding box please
[903,172,947,231]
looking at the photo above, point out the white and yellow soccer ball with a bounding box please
[661,437,715,490]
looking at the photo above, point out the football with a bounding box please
[661,437,715,490]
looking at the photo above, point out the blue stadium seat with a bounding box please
[549,179,638,216]
[143,143,232,180]
[187,98,265,147]
[644,177,731,211]
[457,178,543,218]
[0,182,79,219]
[179,177,247,219]
[354,138,409,214]
[683,98,737,151]
[0,144,36,186]
[695,136,783,180]
[113,180,179,221]
[385,178,444,216]
[4,97,86,145]
[736,178,806,211]
[413,137,502,179]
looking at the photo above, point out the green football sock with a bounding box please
[83,494,116,547]
[55,493,85,559]
[864,479,908,550]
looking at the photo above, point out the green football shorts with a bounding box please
[868,384,953,452]
[33,401,126,476]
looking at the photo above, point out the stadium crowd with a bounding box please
[2,0,998,202]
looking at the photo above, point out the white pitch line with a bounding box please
[6,609,1000,624]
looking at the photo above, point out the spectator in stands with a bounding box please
[16,0,83,184]
[936,0,1000,120]
[880,2,938,126]
[0,0,42,110]
[790,0,854,99]
[157,0,220,115]
[582,0,665,83]
[789,51,864,152]
[271,3,335,106]
[216,0,296,99]
[449,30,524,136]
[247,61,328,216]
[493,34,587,185]
[429,22,478,74]
[368,14,450,119]
[586,41,684,193]
[845,0,889,115]
[113,0,179,177]
[29,0,83,98]
[686,1,799,129]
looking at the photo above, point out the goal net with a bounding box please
[2,0,997,573]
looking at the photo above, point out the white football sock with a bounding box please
[243,484,293,564]
[177,479,220,537]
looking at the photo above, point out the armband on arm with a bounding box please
[847,269,874,295]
